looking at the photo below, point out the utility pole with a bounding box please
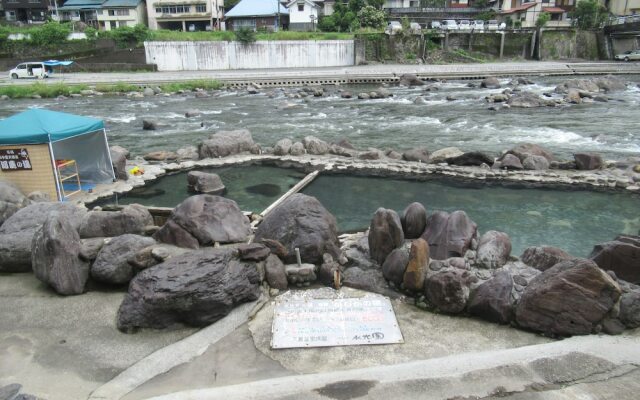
[276,0,280,31]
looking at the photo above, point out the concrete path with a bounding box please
[2,61,640,86]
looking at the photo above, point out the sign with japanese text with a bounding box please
[271,296,404,349]
[0,148,32,171]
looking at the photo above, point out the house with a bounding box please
[608,0,640,15]
[286,0,320,31]
[225,0,289,31]
[98,0,147,30]
[56,0,102,26]
[2,0,49,23]
[147,0,225,31]
[497,0,573,28]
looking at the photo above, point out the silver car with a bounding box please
[614,50,640,61]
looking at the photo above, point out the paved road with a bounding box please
[2,61,639,86]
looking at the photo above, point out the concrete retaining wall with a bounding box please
[144,40,355,71]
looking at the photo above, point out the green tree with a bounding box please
[107,24,150,47]
[225,0,240,11]
[473,0,489,9]
[357,5,386,29]
[30,22,71,47]
[571,0,606,29]
[505,16,513,28]
[367,0,385,9]
[235,27,256,43]
[476,11,496,21]
[348,0,366,12]
[536,12,550,28]
[318,15,337,32]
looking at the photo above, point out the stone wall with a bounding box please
[539,29,600,61]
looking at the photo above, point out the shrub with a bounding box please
[84,26,97,40]
[235,27,256,43]
[571,0,607,29]
[357,5,386,29]
[30,22,71,47]
[319,16,337,32]
[536,12,551,28]
[107,24,150,47]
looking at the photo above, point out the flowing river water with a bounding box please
[5,75,640,257]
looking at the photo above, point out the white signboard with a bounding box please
[271,296,404,349]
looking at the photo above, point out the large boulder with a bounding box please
[425,269,471,314]
[32,213,88,295]
[0,202,86,272]
[507,143,555,163]
[399,74,424,86]
[468,270,514,324]
[480,77,501,89]
[254,193,341,264]
[403,238,429,291]
[403,148,430,163]
[264,254,287,290]
[619,290,640,329]
[273,138,293,156]
[446,151,494,167]
[109,146,128,181]
[91,234,156,285]
[499,154,523,170]
[506,92,551,108]
[430,147,464,164]
[520,246,572,272]
[421,210,478,260]
[198,129,255,159]
[187,171,225,195]
[368,208,404,265]
[117,248,262,332]
[589,235,640,284]
[382,246,409,287]
[574,152,603,170]
[555,79,600,94]
[154,195,251,247]
[302,136,329,155]
[79,204,152,238]
[0,180,30,226]
[515,258,621,336]
[476,231,512,269]
[401,202,427,239]
[595,75,626,92]
[522,155,550,170]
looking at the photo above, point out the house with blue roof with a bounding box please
[57,0,147,30]
[225,0,289,31]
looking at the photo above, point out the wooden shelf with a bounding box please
[55,159,81,199]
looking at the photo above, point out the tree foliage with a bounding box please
[30,22,71,47]
[319,0,387,32]
[235,27,256,43]
[535,12,550,28]
[357,5,386,29]
[571,0,606,29]
[102,24,150,47]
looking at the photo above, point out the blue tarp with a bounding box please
[0,109,104,145]
[43,60,74,66]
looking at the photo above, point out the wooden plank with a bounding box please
[254,170,320,225]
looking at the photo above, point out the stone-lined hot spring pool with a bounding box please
[94,165,640,258]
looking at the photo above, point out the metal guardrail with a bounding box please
[386,7,491,13]
[605,14,640,26]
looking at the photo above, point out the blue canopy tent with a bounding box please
[0,109,115,201]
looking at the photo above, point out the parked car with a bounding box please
[487,20,499,30]
[385,21,403,35]
[614,49,640,61]
[431,21,441,29]
[409,22,422,34]
[459,20,472,30]
[441,20,459,30]
[9,62,49,79]
[472,20,485,30]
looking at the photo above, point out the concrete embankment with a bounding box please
[2,62,640,88]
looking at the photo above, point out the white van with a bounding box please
[9,62,49,79]
[441,20,459,30]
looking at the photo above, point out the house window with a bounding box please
[108,9,115,15]
[28,0,40,3]
[195,4,206,12]
[298,4,304,11]
[117,9,129,15]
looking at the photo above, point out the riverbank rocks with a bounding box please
[401,202,427,239]
[32,213,88,295]
[476,231,512,269]
[574,152,603,170]
[198,129,255,159]
[399,74,424,87]
[595,75,627,92]
[480,77,500,89]
[110,146,129,181]
[290,142,305,156]
[382,246,409,287]
[515,258,621,336]
[619,290,640,328]
[522,155,550,170]
[0,180,29,226]
[91,234,156,285]
[302,136,329,155]
[117,248,262,332]
[555,79,600,94]
[468,270,514,324]
[429,147,464,164]
[499,154,524,170]
[446,151,494,167]
[403,238,429,291]
[154,195,251,248]
[521,246,572,271]
[358,148,384,160]
[176,146,199,161]
[237,243,270,261]
[274,138,293,156]
[506,92,551,108]
[187,171,225,194]
[425,269,471,314]
[254,193,341,264]
[403,147,430,163]
[507,143,555,163]
[79,204,153,238]
[589,235,640,284]
[0,202,86,272]
[421,210,478,260]
[368,208,404,265]
[565,89,582,104]
[142,120,157,130]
